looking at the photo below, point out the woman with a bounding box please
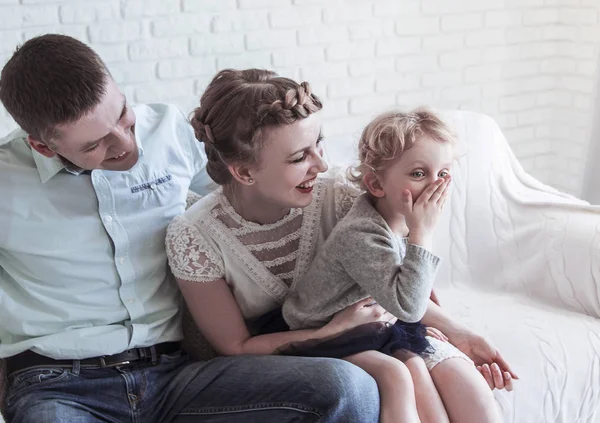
[166,69,515,422]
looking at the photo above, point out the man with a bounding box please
[0,34,380,422]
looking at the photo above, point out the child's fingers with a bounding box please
[437,176,452,206]
[399,189,413,213]
[426,327,447,342]
[426,328,440,340]
[428,179,447,203]
[415,178,445,205]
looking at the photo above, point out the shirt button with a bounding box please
[119,257,125,264]
[150,183,157,190]
[127,299,135,304]
[105,215,113,223]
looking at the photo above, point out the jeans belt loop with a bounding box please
[72,360,81,375]
[150,346,158,365]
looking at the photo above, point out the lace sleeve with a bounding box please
[333,179,362,221]
[186,191,202,209]
[166,217,225,283]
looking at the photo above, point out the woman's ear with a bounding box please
[364,172,385,198]
[228,163,255,186]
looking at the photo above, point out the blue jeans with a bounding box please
[4,351,380,422]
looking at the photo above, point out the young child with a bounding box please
[282,109,493,423]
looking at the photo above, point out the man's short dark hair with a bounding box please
[0,34,110,142]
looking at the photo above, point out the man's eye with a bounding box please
[86,144,100,152]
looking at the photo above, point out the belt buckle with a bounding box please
[99,356,131,368]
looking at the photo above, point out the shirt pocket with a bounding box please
[129,172,177,208]
[130,173,173,194]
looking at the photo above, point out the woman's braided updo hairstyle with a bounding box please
[191,69,323,185]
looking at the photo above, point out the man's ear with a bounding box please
[227,163,255,186]
[27,136,57,158]
[364,172,385,198]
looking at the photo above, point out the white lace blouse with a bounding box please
[166,178,359,320]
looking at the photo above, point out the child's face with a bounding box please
[378,137,454,212]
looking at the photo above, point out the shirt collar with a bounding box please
[32,148,69,184]
[31,124,146,184]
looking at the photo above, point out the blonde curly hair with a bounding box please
[348,107,456,190]
[190,69,322,186]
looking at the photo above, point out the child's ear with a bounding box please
[228,163,256,186]
[364,172,385,198]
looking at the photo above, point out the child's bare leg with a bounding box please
[430,357,502,423]
[344,350,421,423]
[394,351,450,423]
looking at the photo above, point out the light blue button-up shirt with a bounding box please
[0,103,215,359]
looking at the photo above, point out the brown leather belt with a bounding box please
[5,342,181,377]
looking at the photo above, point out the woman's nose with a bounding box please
[312,149,328,173]
[315,153,328,173]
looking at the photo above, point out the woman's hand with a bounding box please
[323,298,398,337]
[450,330,519,391]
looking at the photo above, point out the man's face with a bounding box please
[29,77,139,171]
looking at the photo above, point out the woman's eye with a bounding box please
[86,144,100,153]
[292,154,306,164]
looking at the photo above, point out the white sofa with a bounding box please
[325,109,600,423]
[2,110,599,423]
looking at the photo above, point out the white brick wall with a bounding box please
[1,0,599,196]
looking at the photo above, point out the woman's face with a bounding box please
[249,113,328,210]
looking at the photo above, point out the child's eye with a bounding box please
[411,171,425,178]
[439,170,449,178]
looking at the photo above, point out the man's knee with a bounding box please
[311,358,380,410]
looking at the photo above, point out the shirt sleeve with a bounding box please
[336,220,440,322]
[174,107,218,196]
[165,217,224,283]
